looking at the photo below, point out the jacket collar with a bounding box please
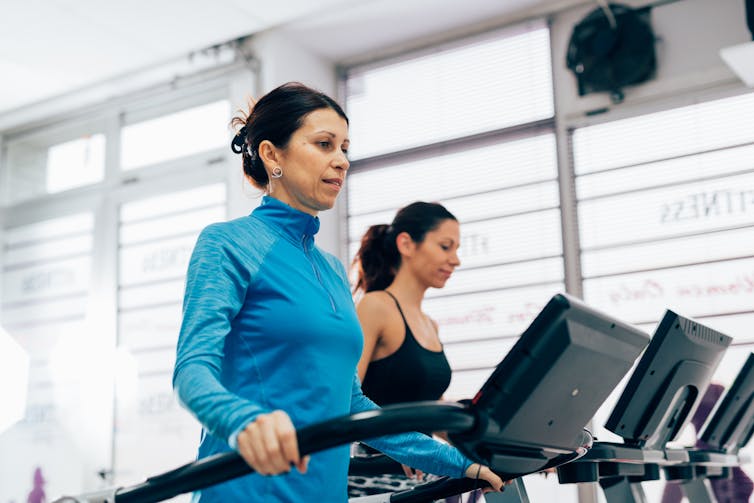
[252,195,320,246]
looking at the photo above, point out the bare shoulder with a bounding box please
[357,291,404,350]
[356,291,394,317]
[356,292,396,342]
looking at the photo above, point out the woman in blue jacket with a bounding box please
[172,82,503,502]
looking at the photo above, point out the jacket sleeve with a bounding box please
[172,224,269,446]
[349,374,473,478]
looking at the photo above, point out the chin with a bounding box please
[306,197,335,213]
[318,198,338,210]
[317,201,335,211]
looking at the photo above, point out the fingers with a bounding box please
[275,411,302,469]
[296,455,310,474]
[464,464,505,492]
[400,464,425,481]
[401,464,414,478]
[479,466,505,492]
[236,410,302,476]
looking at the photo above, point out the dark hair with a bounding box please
[230,82,349,189]
[352,201,457,294]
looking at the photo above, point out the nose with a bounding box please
[334,150,350,171]
[450,250,461,267]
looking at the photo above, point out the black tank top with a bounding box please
[361,291,452,406]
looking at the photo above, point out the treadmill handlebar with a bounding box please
[113,401,478,503]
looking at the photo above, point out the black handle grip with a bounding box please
[115,402,477,503]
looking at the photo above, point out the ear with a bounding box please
[258,139,281,171]
[395,231,416,257]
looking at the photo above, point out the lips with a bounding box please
[323,178,343,188]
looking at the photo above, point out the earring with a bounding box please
[271,166,283,179]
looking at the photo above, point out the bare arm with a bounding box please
[356,293,387,381]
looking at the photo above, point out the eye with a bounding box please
[440,244,450,251]
[318,141,331,149]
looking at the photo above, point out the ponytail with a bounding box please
[352,224,400,294]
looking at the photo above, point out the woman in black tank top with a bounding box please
[360,290,452,406]
[349,201,466,499]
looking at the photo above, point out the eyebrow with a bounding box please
[315,130,350,144]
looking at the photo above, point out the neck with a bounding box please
[266,192,319,217]
[386,269,428,309]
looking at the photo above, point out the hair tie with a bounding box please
[231,125,248,154]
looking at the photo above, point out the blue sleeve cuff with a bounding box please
[228,421,249,450]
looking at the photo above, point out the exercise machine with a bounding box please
[54,293,649,503]
[556,310,732,503]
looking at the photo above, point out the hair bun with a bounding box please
[231,125,248,154]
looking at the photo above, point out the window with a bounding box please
[120,100,231,170]
[46,135,106,193]
[573,90,754,475]
[0,213,106,498]
[343,25,574,501]
[345,21,554,160]
[114,183,226,488]
[344,20,561,402]
[575,91,754,334]
[3,123,106,205]
[0,67,247,498]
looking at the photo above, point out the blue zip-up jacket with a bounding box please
[173,196,472,502]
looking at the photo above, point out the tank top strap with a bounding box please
[383,290,409,324]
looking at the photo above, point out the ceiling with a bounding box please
[0,0,589,117]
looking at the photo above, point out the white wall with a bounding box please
[551,0,751,122]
